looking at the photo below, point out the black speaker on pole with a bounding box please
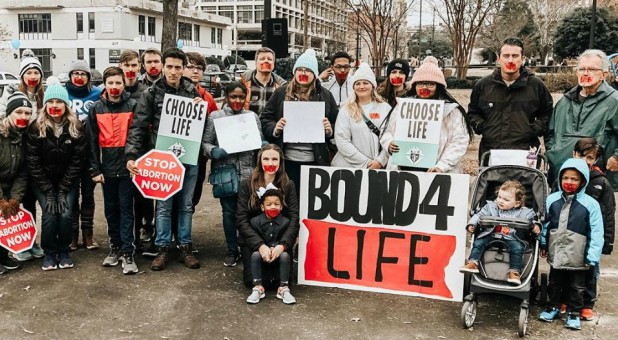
[262,18,289,58]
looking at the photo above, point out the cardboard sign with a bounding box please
[283,101,325,143]
[298,166,469,301]
[213,113,262,154]
[156,94,208,165]
[132,150,186,201]
[391,98,444,168]
[0,208,37,254]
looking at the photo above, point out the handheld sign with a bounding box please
[283,101,325,143]
[213,113,262,154]
[0,208,37,254]
[132,149,185,201]
[298,166,469,302]
[155,94,208,165]
[391,98,444,168]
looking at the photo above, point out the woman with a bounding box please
[236,144,299,297]
[377,58,410,108]
[87,67,138,274]
[260,48,338,197]
[332,63,391,169]
[26,78,86,270]
[202,82,266,267]
[382,57,473,173]
[0,91,34,274]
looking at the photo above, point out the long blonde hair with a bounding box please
[284,78,316,101]
[35,102,82,138]
[0,116,16,137]
[343,87,385,122]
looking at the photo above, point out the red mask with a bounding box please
[26,79,38,87]
[48,107,63,117]
[579,75,593,84]
[259,63,272,72]
[263,164,277,173]
[265,208,280,219]
[73,78,85,86]
[418,88,432,97]
[15,118,29,128]
[108,88,121,96]
[125,71,137,79]
[147,68,160,77]
[335,72,348,81]
[391,77,403,86]
[505,62,517,71]
[230,101,244,112]
[298,74,309,82]
[562,182,579,194]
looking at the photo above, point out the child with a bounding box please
[246,188,296,305]
[460,180,540,285]
[539,158,603,330]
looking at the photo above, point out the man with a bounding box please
[138,48,163,86]
[126,48,202,271]
[119,50,148,100]
[468,37,553,159]
[318,51,353,107]
[241,47,287,114]
[545,49,618,190]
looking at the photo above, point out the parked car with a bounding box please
[56,69,103,86]
[224,64,247,81]
[199,65,232,98]
[0,71,20,96]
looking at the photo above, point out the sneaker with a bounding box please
[0,263,7,275]
[140,228,152,242]
[58,252,74,269]
[30,243,45,258]
[223,252,240,267]
[41,254,58,271]
[121,253,139,275]
[150,246,169,271]
[12,251,34,262]
[507,271,521,285]
[539,308,561,322]
[142,242,158,258]
[70,233,79,251]
[565,313,582,330]
[246,286,265,304]
[581,308,594,321]
[179,244,200,269]
[103,247,120,267]
[0,256,22,270]
[83,231,99,250]
[276,286,297,305]
[459,261,479,274]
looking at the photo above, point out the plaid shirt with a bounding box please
[244,71,283,115]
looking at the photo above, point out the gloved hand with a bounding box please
[7,199,20,217]
[0,199,10,219]
[602,242,613,255]
[211,147,228,160]
[45,192,58,214]
[57,191,69,215]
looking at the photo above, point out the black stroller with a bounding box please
[460,152,549,337]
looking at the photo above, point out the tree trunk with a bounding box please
[162,0,179,52]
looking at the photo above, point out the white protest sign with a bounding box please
[283,101,325,143]
[213,113,262,154]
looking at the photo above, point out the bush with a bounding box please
[273,56,330,80]
[205,56,225,71]
[540,71,578,93]
[446,76,482,89]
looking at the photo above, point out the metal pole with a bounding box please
[589,0,597,49]
[418,0,422,58]
[355,9,360,66]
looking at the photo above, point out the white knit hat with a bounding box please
[350,63,377,88]
[19,49,43,78]
[293,49,319,77]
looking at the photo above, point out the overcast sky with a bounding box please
[407,0,440,28]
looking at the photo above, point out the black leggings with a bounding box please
[251,251,291,285]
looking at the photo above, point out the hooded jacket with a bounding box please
[587,167,615,254]
[542,158,604,270]
[0,128,28,201]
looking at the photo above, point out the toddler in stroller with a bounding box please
[460,180,541,285]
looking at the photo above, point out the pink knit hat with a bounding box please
[410,56,446,87]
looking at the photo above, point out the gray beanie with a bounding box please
[68,59,91,78]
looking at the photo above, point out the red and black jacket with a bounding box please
[87,90,136,178]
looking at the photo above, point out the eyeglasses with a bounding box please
[333,65,350,71]
[72,72,88,77]
[296,68,312,74]
[576,67,603,73]
[416,82,437,88]
[186,65,204,72]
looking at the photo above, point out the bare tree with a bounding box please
[162,0,179,52]
[527,0,577,64]
[345,0,413,77]
[0,24,12,65]
[434,0,503,79]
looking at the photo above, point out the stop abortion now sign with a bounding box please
[132,149,186,201]
[0,208,37,253]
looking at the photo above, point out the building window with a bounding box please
[178,22,192,44]
[218,6,234,20]
[88,12,95,33]
[148,17,155,37]
[26,48,52,78]
[18,13,51,40]
[77,48,84,60]
[76,13,83,33]
[255,6,264,22]
[203,6,216,14]
[89,48,96,69]
[194,25,200,43]
[238,6,253,23]
[217,28,223,47]
[138,15,145,35]
[211,28,216,45]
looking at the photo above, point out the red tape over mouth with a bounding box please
[262,165,277,173]
[391,78,403,85]
[125,71,137,79]
[298,74,310,82]
[15,119,29,128]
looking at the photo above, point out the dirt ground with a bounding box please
[1,89,617,340]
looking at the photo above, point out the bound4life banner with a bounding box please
[298,166,469,302]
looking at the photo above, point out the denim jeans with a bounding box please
[219,194,239,254]
[251,251,291,284]
[154,164,198,246]
[468,236,526,272]
[102,177,136,254]
[72,165,96,231]
[33,185,78,255]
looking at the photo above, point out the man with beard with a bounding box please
[138,48,163,86]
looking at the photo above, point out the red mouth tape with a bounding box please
[418,89,431,97]
[259,63,272,71]
[391,78,403,86]
[506,63,517,70]
[48,107,63,116]
[147,69,160,76]
[263,164,278,173]
[298,74,310,82]
[108,88,121,96]
[335,72,348,80]
[73,78,85,86]
[230,102,244,111]
[15,119,29,128]
[125,71,137,79]
[26,79,39,87]
[579,76,593,83]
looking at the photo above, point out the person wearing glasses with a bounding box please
[319,51,354,107]
[382,57,473,173]
[468,37,553,160]
[546,49,618,189]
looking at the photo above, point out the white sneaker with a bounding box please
[246,287,265,304]
[102,248,120,267]
[30,243,45,258]
[12,251,33,262]
[277,286,297,305]
[121,254,139,275]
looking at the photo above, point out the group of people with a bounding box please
[0,36,616,313]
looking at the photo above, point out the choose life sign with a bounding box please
[156,94,208,166]
[391,98,444,168]
[298,166,469,302]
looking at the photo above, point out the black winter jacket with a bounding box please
[260,81,338,165]
[88,91,137,178]
[125,77,199,160]
[468,68,553,158]
[26,122,86,193]
[0,128,28,201]
[588,167,616,254]
[249,213,290,248]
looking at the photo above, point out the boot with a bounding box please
[178,244,200,269]
[150,246,170,271]
[70,229,79,251]
[82,229,99,250]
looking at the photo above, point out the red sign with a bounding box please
[0,208,37,253]
[132,150,185,201]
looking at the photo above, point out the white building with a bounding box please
[0,0,232,77]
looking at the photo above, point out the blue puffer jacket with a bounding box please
[542,158,604,270]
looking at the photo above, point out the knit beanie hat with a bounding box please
[68,59,91,78]
[19,49,43,78]
[350,63,377,88]
[386,58,411,80]
[5,91,33,115]
[410,56,446,87]
[43,77,71,107]
[293,49,319,78]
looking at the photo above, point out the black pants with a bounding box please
[192,153,208,208]
[548,267,586,315]
[250,251,291,285]
[134,191,154,235]
[72,166,96,232]
[284,159,317,199]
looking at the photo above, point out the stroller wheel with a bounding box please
[518,307,528,337]
[539,273,548,306]
[460,300,477,329]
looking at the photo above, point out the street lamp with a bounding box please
[346,7,361,67]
